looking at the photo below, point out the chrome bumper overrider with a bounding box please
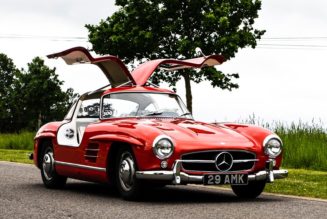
[135,159,288,185]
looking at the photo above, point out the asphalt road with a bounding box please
[0,161,326,219]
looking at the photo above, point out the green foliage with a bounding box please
[275,122,327,171]
[86,0,265,111]
[243,115,327,171]
[265,168,327,199]
[0,53,20,132]
[16,57,76,131]
[0,132,34,150]
[0,53,78,132]
[0,149,33,164]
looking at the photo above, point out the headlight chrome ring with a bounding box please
[263,134,283,158]
[152,135,174,160]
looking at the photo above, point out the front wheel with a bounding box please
[231,180,266,199]
[115,147,142,200]
[40,143,67,189]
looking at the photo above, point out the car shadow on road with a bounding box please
[29,181,284,203]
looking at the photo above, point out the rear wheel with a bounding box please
[115,147,142,200]
[40,142,67,189]
[231,180,266,199]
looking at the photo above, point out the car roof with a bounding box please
[102,85,175,96]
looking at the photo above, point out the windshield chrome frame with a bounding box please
[99,91,192,120]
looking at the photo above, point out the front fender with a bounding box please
[221,123,283,169]
[90,134,143,146]
[33,121,62,168]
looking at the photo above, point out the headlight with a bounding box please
[152,135,174,159]
[263,135,283,158]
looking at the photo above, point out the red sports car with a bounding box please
[31,47,288,200]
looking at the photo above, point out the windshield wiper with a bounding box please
[144,111,163,116]
[179,112,192,117]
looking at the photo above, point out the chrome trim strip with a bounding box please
[178,159,258,164]
[85,149,100,151]
[181,160,216,164]
[263,134,283,158]
[136,167,289,184]
[55,160,106,172]
[233,159,259,163]
[263,134,283,147]
[181,149,256,157]
[84,155,98,158]
[181,150,257,173]
[135,170,289,183]
[152,135,175,160]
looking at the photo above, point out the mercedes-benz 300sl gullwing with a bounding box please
[31,47,288,200]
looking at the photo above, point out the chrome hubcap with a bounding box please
[42,150,54,181]
[118,152,135,191]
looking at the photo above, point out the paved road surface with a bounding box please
[0,161,326,219]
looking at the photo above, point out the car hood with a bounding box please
[109,118,255,150]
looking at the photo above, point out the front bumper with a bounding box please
[136,159,288,184]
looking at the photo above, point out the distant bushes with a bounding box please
[275,122,327,171]
[242,115,327,171]
[0,132,34,150]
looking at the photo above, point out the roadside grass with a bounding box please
[275,122,327,171]
[242,117,327,171]
[0,132,34,150]
[0,149,33,164]
[264,168,327,199]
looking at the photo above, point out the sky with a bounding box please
[0,0,326,125]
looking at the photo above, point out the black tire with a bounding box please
[115,147,142,200]
[231,180,266,199]
[40,142,67,189]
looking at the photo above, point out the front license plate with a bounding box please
[203,174,248,185]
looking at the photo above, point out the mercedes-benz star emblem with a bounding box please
[215,152,233,171]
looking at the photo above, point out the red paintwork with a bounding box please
[34,105,282,183]
[47,47,225,87]
[102,85,174,95]
[34,47,283,184]
[131,55,225,86]
[47,47,135,86]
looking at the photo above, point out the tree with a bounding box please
[0,54,78,132]
[86,0,265,112]
[0,53,20,132]
[16,57,78,131]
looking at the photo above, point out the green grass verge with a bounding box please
[275,123,327,171]
[0,132,35,150]
[0,149,33,164]
[265,168,327,199]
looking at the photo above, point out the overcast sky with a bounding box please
[1,0,326,125]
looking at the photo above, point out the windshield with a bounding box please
[101,92,192,119]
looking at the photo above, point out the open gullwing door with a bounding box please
[47,47,135,87]
[48,47,225,87]
[131,55,225,86]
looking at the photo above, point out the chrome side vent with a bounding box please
[85,143,100,163]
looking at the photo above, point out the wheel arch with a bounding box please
[105,141,140,185]
[34,136,55,169]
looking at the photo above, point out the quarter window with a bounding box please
[77,99,100,118]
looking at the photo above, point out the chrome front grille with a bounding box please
[181,150,257,172]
